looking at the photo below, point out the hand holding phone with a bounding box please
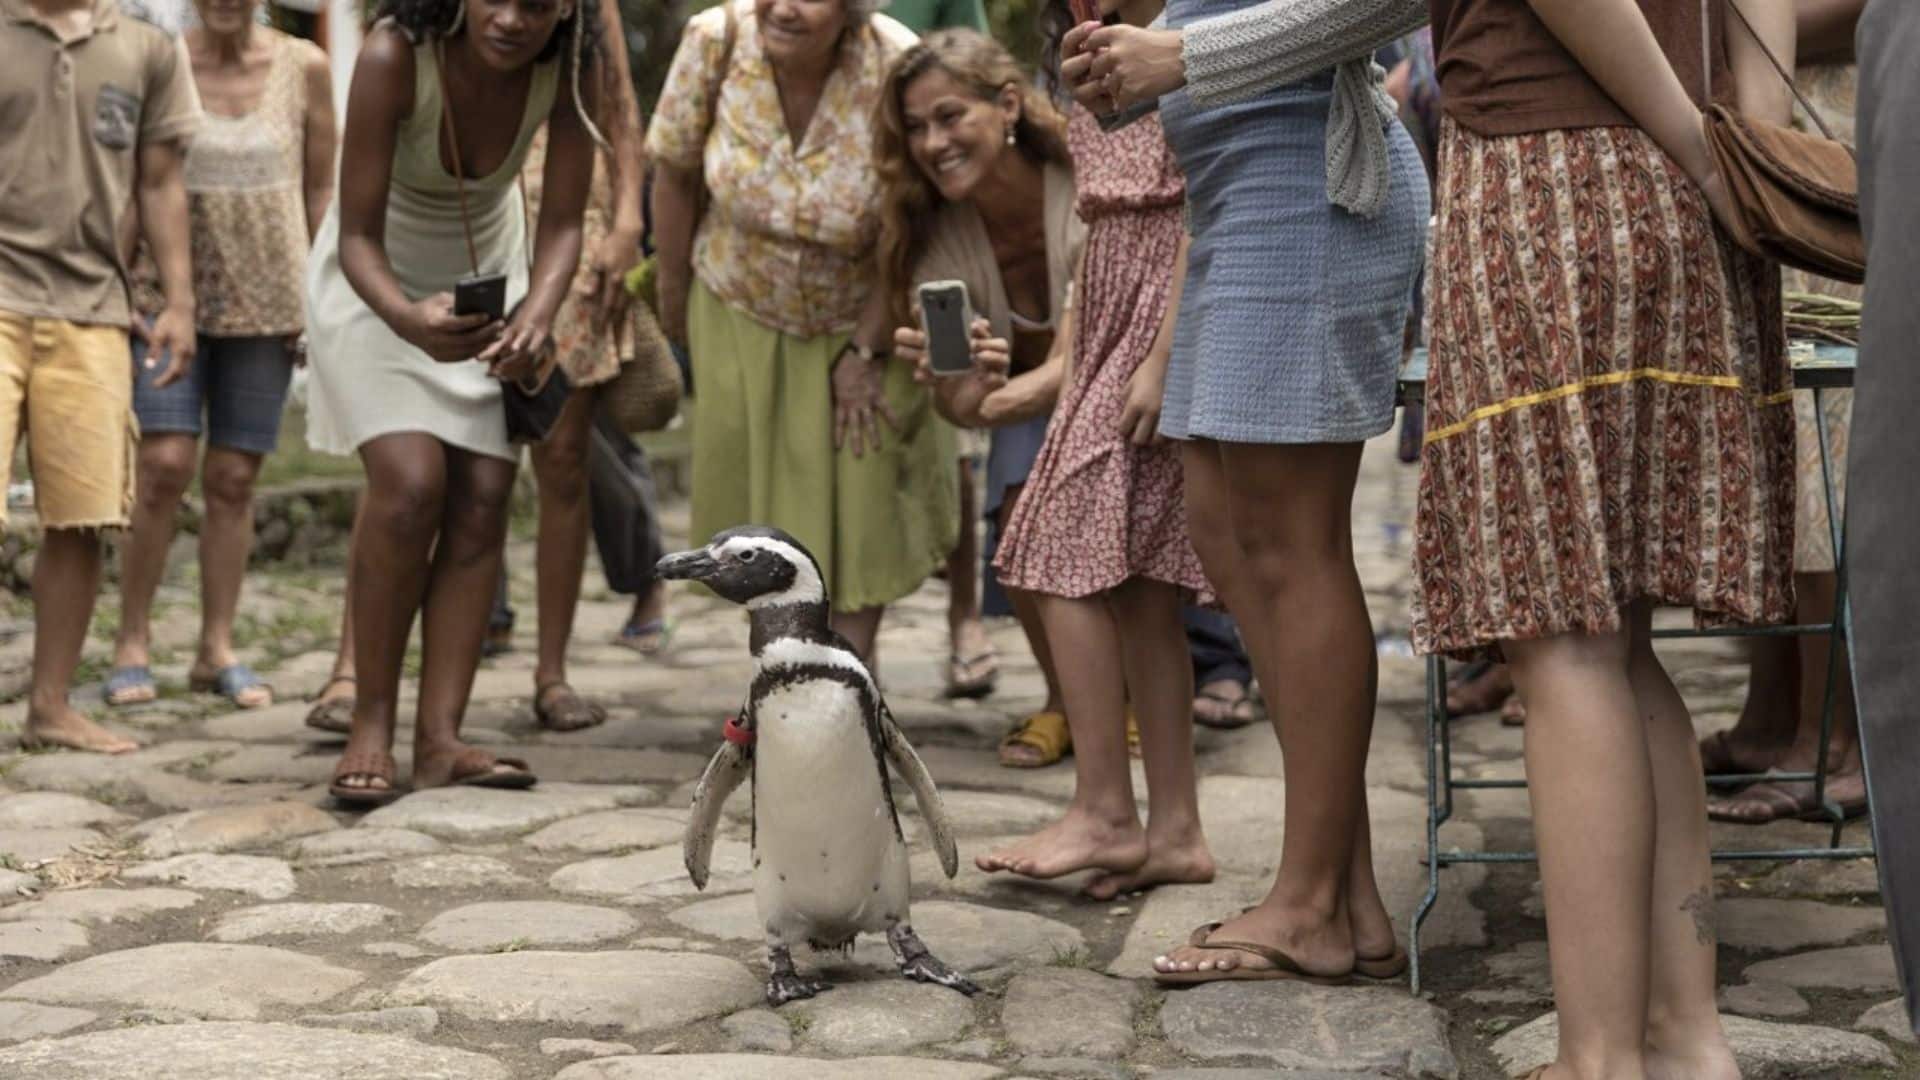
[408,291,499,364]
[916,281,975,378]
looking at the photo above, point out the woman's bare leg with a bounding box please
[412,445,522,787]
[528,386,604,728]
[336,434,446,796]
[318,501,361,699]
[111,433,199,686]
[192,446,271,705]
[1154,440,1381,978]
[1085,576,1214,899]
[1626,604,1737,1080]
[977,590,1146,878]
[1507,621,1653,1080]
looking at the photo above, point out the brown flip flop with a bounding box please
[1154,922,1355,987]
[419,746,537,790]
[329,746,403,808]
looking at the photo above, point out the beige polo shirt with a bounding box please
[0,0,199,327]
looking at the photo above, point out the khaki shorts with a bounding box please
[0,312,136,529]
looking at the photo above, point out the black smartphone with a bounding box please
[453,271,508,321]
[917,280,974,378]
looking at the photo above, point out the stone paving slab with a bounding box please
[1,943,363,1019]
[1161,981,1457,1077]
[1492,1012,1898,1077]
[552,1055,1008,1080]
[416,900,639,951]
[363,783,658,842]
[386,949,761,1035]
[0,1000,97,1043]
[0,1021,508,1080]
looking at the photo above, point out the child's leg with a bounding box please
[1086,577,1215,900]
[1506,622,1653,1080]
[1625,604,1737,1080]
[975,591,1147,879]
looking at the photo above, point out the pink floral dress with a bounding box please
[994,106,1210,601]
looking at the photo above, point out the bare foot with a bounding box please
[24,706,139,754]
[1151,900,1353,978]
[975,811,1147,880]
[1084,833,1215,900]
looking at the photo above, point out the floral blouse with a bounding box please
[646,0,916,338]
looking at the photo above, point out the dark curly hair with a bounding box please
[1037,0,1078,99]
[376,0,610,148]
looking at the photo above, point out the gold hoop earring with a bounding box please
[446,0,465,34]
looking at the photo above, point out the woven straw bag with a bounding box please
[603,283,683,433]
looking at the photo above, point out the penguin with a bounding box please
[658,526,980,1006]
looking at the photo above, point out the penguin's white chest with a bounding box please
[751,678,910,945]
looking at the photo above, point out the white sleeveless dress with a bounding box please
[303,36,557,462]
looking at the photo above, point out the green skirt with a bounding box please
[688,280,958,612]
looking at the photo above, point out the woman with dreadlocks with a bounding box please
[304,0,606,805]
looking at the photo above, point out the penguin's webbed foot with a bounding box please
[766,945,829,1006]
[887,922,980,996]
[765,970,831,1006]
[899,952,980,995]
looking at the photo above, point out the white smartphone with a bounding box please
[916,280,974,378]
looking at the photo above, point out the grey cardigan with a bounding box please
[1176,0,1427,216]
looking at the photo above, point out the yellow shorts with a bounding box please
[0,312,136,530]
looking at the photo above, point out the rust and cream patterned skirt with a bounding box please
[1411,120,1796,658]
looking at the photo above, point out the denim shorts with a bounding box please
[131,334,296,455]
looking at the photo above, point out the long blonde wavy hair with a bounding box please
[874,29,1071,325]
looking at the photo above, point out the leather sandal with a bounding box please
[329,746,402,808]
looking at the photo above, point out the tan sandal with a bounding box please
[999,710,1070,768]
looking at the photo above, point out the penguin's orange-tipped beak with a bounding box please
[656,548,720,582]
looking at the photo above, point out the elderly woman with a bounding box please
[649,0,955,658]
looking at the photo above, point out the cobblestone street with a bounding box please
[0,435,1905,1079]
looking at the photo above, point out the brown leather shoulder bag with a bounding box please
[1701,0,1864,283]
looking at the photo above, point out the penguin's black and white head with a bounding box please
[656,527,827,611]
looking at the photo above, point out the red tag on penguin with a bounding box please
[723,711,755,747]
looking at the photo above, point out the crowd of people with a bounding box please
[3,0,1911,1075]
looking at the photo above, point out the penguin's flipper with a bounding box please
[880,706,959,879]
[685,741,751,890]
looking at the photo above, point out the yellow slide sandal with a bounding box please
[1000,710,1071,768]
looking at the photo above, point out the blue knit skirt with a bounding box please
[1158,71,1428,444]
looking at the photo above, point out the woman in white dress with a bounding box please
[304,0,601,805]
